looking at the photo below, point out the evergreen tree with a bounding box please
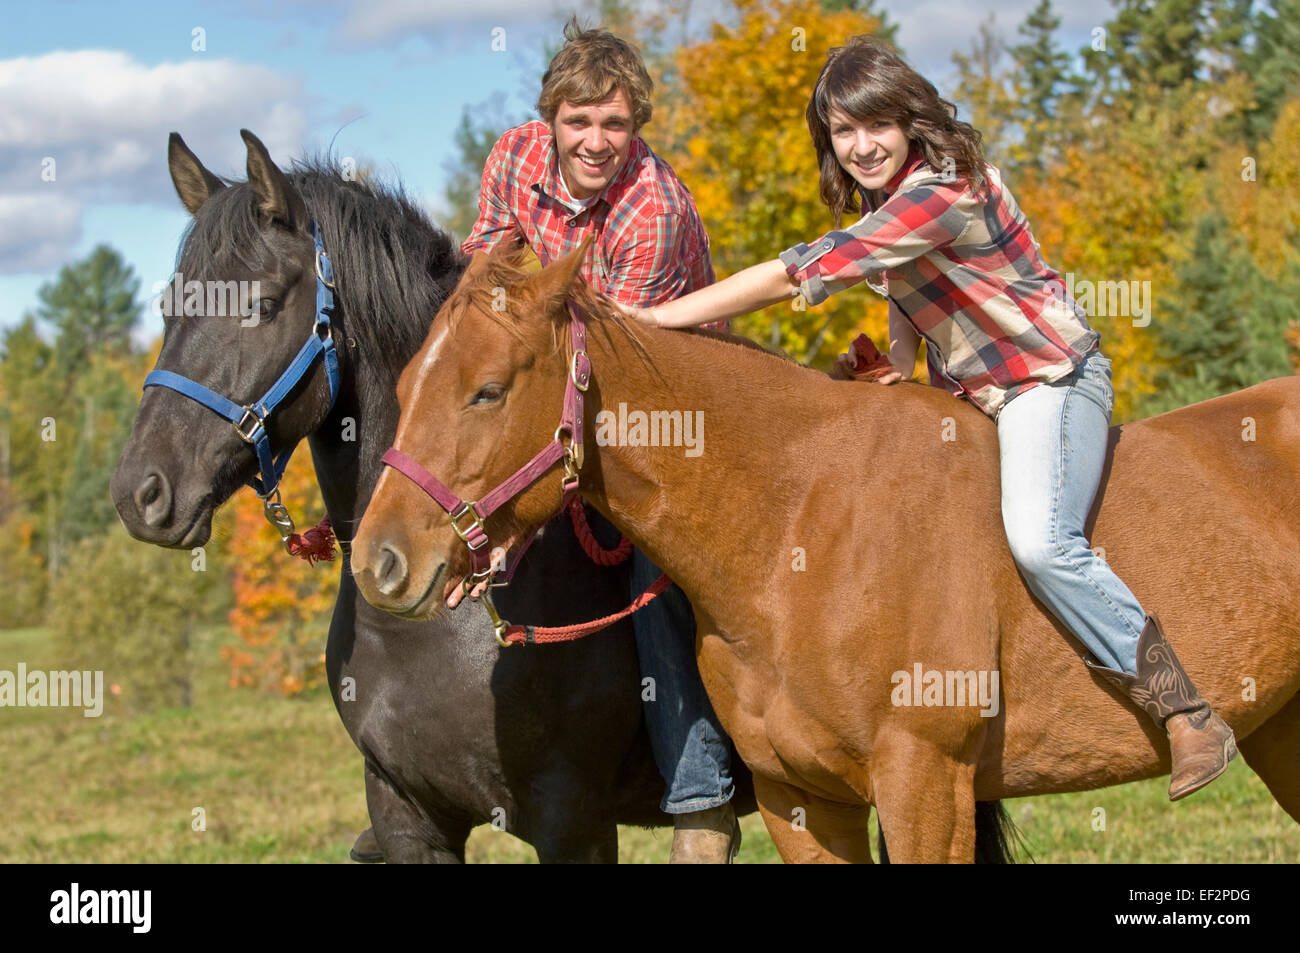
[1009,0,1071,171]
[1143,211,1296,416]
[1245,0,1300,143]
[35,244,139,384]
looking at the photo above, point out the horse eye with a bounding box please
[252,298,279,318]
[470,384,506,406]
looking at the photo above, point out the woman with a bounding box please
[624,35,1236,800]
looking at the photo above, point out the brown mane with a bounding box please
[444,240,809,374]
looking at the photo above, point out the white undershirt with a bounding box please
[556,170,600,213]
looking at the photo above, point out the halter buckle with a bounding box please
[569,349,590,392]
[553,424,584,472]
[234,404,267,443]
[449,501,489,551]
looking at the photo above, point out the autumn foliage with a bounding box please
[222,455,337,697]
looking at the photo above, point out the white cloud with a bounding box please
[0,49,309,274]
[0,193,81,274]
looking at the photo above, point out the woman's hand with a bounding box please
[617,302,661,328]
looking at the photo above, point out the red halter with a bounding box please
[379,302,596,642]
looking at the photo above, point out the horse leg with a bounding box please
[365,764,471,863]
[871,735,977,863]
[753,776,872,863]
[1237,692,1300,825]
[525,771,621,863]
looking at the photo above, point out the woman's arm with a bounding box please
[886,299,920,378]
[632,258,797,328]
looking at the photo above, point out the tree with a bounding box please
[1140,211,1295,416]
[35,244,139,384]
[1008,0,1071,172]
[224,456,338,696]
[656,0,896,364]
[439,93,525,242]
[50,522,227,715]
[1245,0,1300,143]
[951,15,1018,166]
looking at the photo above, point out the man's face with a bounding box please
[551,89,635,200]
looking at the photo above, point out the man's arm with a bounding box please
[460,133,523,255]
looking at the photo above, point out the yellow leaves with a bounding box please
[653,0,884,366]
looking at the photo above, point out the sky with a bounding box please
[0,0,1114,344]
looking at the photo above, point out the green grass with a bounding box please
[2,626,1296,863]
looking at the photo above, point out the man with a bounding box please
[459,18,738,863]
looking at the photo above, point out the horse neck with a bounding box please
[303,301,439,544]
[579,319,825,610]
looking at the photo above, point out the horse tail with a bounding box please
[876,800,1028,864]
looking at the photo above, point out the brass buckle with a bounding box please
[475,588,514,647]
[234,405,266,444]
[448,501,489,551]
[553,424,584,472]
[569,349,589,392]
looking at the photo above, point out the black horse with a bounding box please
[110,129,1013,863]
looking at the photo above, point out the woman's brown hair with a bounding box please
[807,36,988,224]
[537,16,654,131]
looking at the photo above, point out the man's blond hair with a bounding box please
[537,16,653,130]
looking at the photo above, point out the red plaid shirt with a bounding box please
[462,120,724,329]
[780,148,1099,418]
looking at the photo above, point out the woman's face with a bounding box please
[827,106,910,192]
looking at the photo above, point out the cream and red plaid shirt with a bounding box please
[780,149,1099,418]
[463,120,724,328]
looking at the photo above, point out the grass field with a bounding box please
[2,626,1296,863]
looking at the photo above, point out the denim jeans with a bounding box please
[996,349,1148,675]
[630,548,735,813]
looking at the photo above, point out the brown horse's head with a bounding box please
[351,238,596,618]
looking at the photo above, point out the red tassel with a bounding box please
[287,515,336,564]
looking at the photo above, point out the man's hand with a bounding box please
[445,548,507,609]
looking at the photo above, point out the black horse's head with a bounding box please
[111,130,340,548]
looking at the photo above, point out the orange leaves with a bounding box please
[223,453,337,696]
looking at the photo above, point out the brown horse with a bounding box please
[351,239,1300,863]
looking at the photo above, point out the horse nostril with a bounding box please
[135,472,173,528]
[375,543,408,596]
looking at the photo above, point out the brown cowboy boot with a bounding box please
[668,802,741,864]
[1086,612,1238,801]
[349,827,384,863]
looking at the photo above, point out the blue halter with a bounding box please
[142,221,341,544]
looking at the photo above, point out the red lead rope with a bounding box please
[499,572,672,645]
[567,498,633,566]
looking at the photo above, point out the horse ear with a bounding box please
[528,235,592,315]
[168,132,225,215]
[240,129,307,230]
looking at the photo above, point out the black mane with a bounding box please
[177,155,467,398]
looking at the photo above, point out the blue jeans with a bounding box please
[630,549,734,814]
[996,349,1148,675]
